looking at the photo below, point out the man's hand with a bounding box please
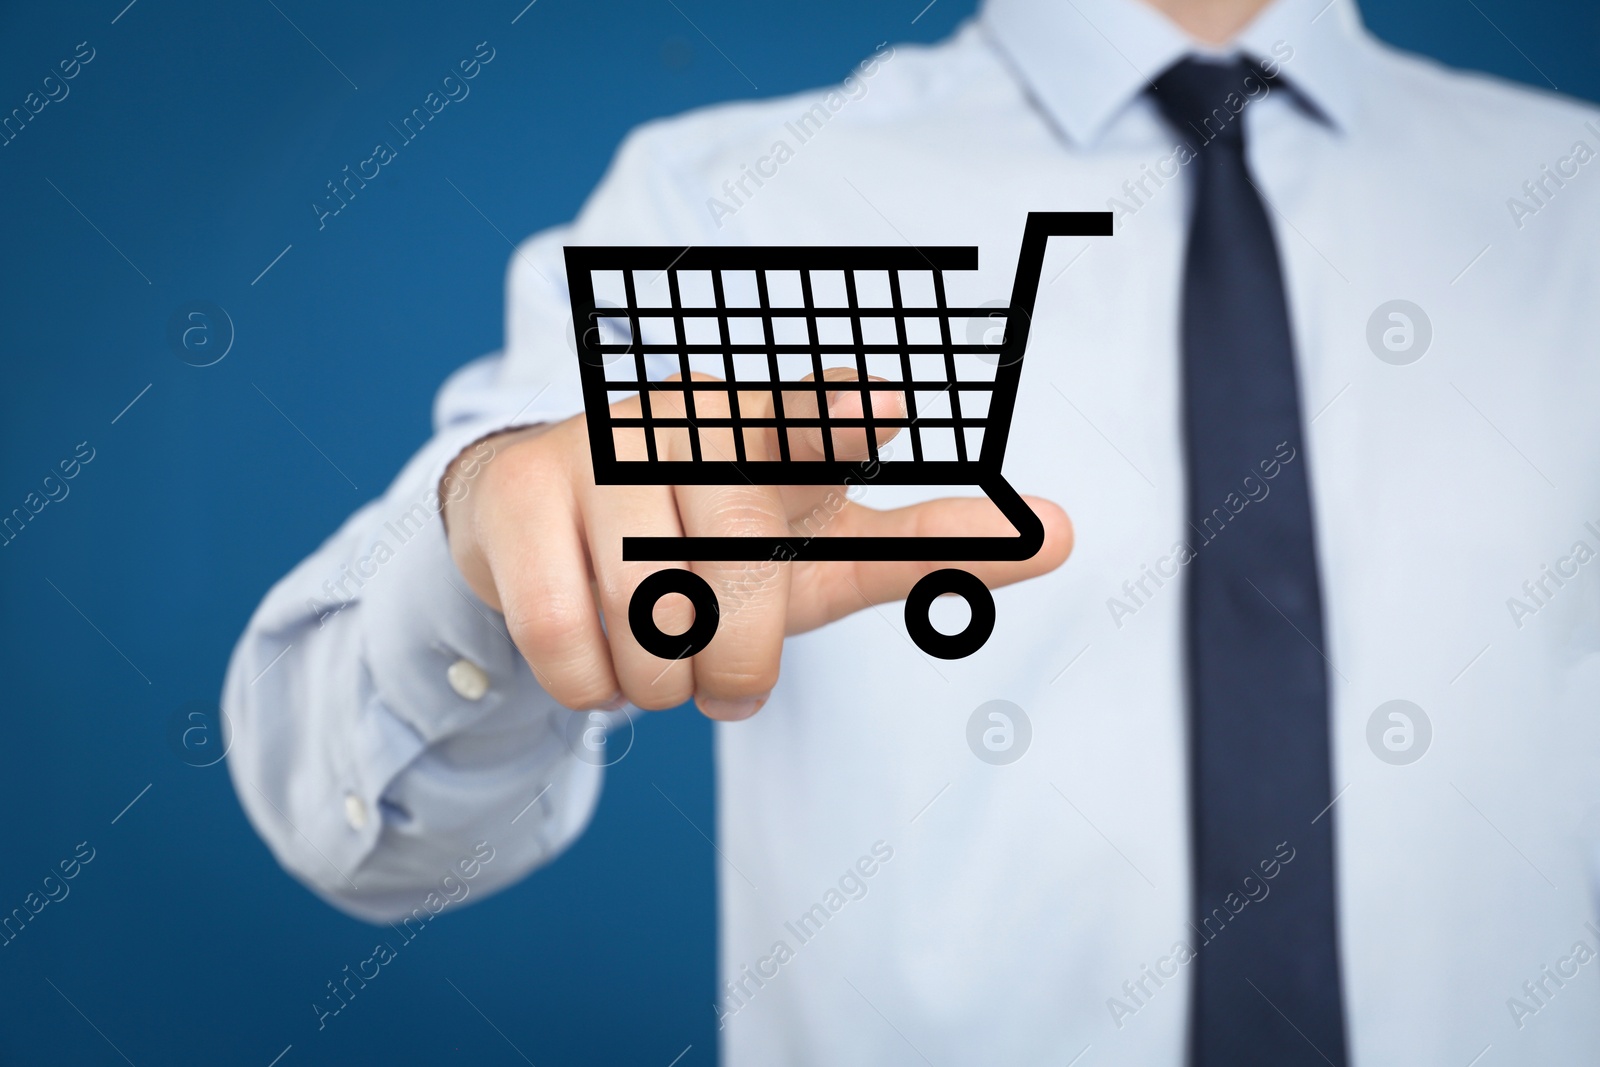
[443,371,1072,720]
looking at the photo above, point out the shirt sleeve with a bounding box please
[221,119,719,923]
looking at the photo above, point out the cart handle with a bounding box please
[978,211,1114,472]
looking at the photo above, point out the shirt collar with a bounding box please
[979,0,1368,147]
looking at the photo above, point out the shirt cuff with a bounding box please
[354,417,540,747]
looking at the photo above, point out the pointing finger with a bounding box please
[767,367,905,464]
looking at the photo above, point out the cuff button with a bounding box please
[447,658,490,701]
[343,792,368,831]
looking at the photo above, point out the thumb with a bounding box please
[789,495,1073,634]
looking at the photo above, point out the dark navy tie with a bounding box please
[1149,58,1349,1067]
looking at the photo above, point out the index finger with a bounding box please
[648,375,793,720]
[765,367,905,464]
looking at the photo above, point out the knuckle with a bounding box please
[620,662,697,713]
[714,571,783,620]
[507,595,590,653]
[594,563,651,612]
[652,595,698,635]
[627,681,697,713]
[482,437,561,506]
[703,492,782,537]
[546,677,616,712]
[698,660,780,700]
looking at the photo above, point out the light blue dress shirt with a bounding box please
[225,0,1600,1061]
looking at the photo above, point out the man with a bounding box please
[225,0,1600,1062]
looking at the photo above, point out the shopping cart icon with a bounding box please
[564,211,1111,661]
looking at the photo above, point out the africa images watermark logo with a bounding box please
[966,700,1031,765]
[1503,519,1600,630]
[1365,700,1431,766]
[311,42,497,230]
[703,42,894,229]
[1105,40,1293,228]
[1506,921,1600,1031]
[166,300,235,367]
[1105,441,1297,629]
[1106,841,1298,1029]
[1365,300,1432,365]
[1,40,96,150]
[1505,120,1600,231]
[311,842,497,1030]
[715,840,894,1030]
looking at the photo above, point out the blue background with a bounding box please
[0,1,1595,1063]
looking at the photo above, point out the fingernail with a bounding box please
[697,694,768,721]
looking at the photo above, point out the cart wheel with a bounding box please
[629,570,719,659]
[904,569,996,660]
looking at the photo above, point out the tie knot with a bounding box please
[1148,57,1271,148]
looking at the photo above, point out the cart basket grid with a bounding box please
[562,212,1110,567]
